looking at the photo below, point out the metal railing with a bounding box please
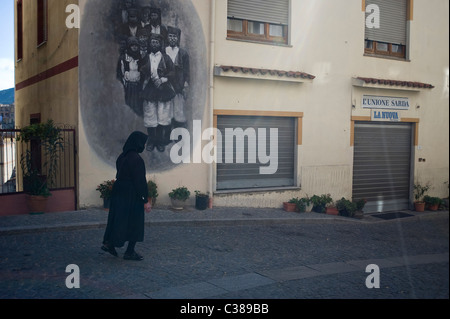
[0,127,77,195]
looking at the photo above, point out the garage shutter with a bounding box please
[352,122,412,213]
[365,0,407,45]
[227,0,289,25]
[216,115,295,190]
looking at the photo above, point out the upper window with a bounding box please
[227,0,289,45]
[16,0,23,61]
[37,0,48,47]
[364,0,408,59]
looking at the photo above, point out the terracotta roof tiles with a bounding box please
[356,77,434,89]
[219,65,315,80]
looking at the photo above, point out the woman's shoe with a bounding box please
[101,244,118,257]
[123,251,144,261]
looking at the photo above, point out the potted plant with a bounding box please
[169,186,190,210]
[147,180,158,207]
[96,179,115,209]
[17,120,64,214]
[297,198,307,212]
[283,197,299,212]
[442,181,449,210]
[283,198,296,212]
[354,198,367,219]
[310,194,333,214]
[336,197,357,218]
[423,195,442,211]
[325,202,339,215]
[413,183,431,212]
[300,195,313,212]
[194,190,209,210]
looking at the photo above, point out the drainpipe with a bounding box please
[208,0,216,206]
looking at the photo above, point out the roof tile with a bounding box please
[219,65,315,80]
[357,77,434,89]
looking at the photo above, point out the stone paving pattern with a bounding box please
[0,207,448,301]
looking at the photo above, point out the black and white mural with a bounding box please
[80,0,207,171]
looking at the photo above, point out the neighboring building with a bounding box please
[0,103,15,128]
[12,0,449,214]
[0,103,16,195]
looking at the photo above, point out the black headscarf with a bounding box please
[122,131,148,154]
[126,36,141,60]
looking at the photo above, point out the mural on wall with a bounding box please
[80,0,207,172]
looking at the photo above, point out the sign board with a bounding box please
[371,110,401,122]
[362,95,410,110]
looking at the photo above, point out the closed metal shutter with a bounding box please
[352,122,412,213]
[365,0,407,45]
[217,115,295,190]
[227,0,289,25]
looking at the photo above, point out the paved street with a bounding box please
[0,208,448,313]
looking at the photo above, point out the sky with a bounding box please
[0,0,14,91]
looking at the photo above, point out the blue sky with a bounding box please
[0,0,14,90]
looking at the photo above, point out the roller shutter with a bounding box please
[216,115,295,190]
[365,0,407,45]
[352,122,413,213]
[227,0,289,25]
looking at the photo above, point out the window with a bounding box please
[37,0,48,46]
[17,0,23,60]
[365,40,406,58]
[364,0,408,59]
[227,0,289,45]
[216,115,296,190]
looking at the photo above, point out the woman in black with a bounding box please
[117,36,143,116]
[102,131,152,261]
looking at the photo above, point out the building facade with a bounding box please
[13,0,449,213]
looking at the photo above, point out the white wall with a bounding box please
[212,0,449,206]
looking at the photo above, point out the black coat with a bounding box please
[139,52,176,102]
[103,131,149,248]
[167,47,190,94]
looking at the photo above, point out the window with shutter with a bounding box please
[37,0,48,47]
[364,0,408,59]
[227,0,290,45]
[17,0,23,60]
[216,115,296,190]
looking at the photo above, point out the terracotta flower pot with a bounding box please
[428,204,439,211]
[26,195,48,214]
[414,201,425,212]
[326,207,339,215]
[103,198,111,210]
[283,202,297,212]
[148,197,156,208]
[208,197,213,209]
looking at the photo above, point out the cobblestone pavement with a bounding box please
[0,208,448,309]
